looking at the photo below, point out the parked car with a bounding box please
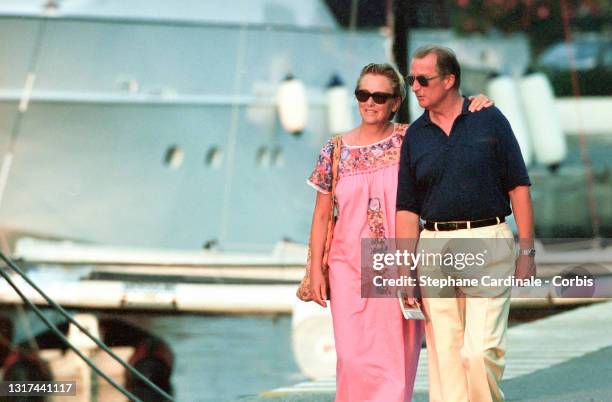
[535,36,612,96]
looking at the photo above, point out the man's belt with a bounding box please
[424,216,505,231]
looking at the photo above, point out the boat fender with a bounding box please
[277,74,308,135]
[519,72,567,168]
[326,74,353,135]
[487,74,533,166]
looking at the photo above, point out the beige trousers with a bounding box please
[419,223,514,402]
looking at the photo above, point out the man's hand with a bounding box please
[514,255,536,283]
[403,296,420,308]
[509,186,536,286]
[396,211,422,308]
[399,281,421,308]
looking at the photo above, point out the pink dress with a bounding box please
[308,124,424,402]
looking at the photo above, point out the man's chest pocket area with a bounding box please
[455,136,499,174]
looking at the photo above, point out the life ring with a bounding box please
[2,350,52,382]
[125,337,174,401]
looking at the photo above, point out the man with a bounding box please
[395,45,536,402]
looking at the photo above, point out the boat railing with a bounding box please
[0,250,176,402]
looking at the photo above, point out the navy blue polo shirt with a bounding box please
[396,97,530,222]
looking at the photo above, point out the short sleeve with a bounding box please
[494,111,531,191]
[396,126,422,214]
[307,138,334,194]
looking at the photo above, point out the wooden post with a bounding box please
[391,0,413,123]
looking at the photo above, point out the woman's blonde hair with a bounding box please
[355,63,406,101]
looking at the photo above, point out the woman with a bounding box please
[306,63,492,402]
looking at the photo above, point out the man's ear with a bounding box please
[444,74,455,90]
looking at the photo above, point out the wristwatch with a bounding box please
[519,248,536,257]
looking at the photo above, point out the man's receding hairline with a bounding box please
[411,53,439,73]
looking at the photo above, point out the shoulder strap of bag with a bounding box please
[321,135,342,267]
[330,135,342,212]
[330,135,342,197]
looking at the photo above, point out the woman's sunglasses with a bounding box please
[354,89,396,104]
[406,75,441,87]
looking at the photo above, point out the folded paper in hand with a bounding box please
[398,297,425,320]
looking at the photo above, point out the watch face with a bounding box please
[522,248,536,257]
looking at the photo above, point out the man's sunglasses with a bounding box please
[407,75,441,87]
[354,89,396,104]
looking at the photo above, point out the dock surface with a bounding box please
[238,300,612,401]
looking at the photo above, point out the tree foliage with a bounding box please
[449,0,610,55]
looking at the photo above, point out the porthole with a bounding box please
[205,146,223,168]
[272,147,284,167]
[256,147,271,168]
[164,145,184,169]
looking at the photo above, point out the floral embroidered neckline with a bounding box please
[306,123,409,192]
[341,123,400,148]
[337,123,408,177]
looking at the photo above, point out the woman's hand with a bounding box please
[310,265,328,308]
[468,94,494,112]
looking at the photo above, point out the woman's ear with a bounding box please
[393,98,401,112]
